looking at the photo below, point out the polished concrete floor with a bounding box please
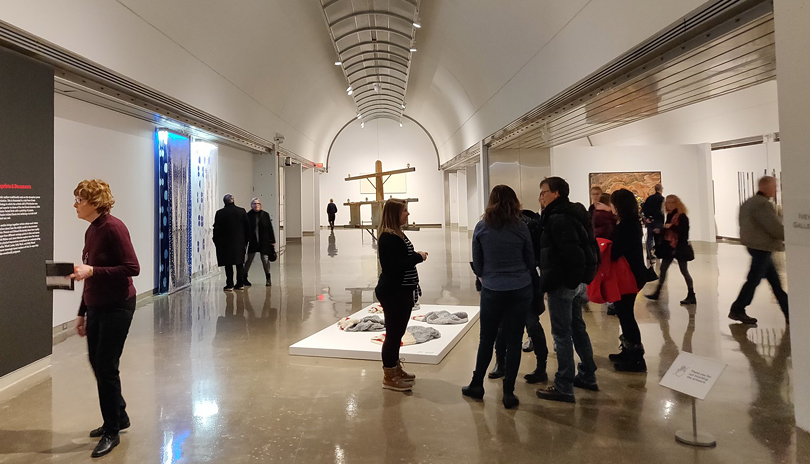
[0,228,807,463]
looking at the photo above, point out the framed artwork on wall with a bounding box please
[588,171,662,200]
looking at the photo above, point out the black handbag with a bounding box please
[682,243,695,262]
[269,245,278,262]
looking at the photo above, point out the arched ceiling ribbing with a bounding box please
[319,0,420,125]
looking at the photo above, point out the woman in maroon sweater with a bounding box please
[70,179,139,458]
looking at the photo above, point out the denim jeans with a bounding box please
[731,248,789,316]
[472,284,532,393]
[547,283,597,395]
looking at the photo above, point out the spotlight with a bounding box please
[413,22,421,28]
[334,61,342,66]
[399,123,403,127]
[357,114,362,119]
[348,90,353,96]
[361,122,365,129]
[409,47,417,52]
[346,86,352,92]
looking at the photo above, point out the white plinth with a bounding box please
[289,304,480,364]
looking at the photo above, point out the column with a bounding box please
[284,164,303,241]
[774,0,810,432]
[301,167,315,235]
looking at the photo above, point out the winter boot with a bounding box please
[265,273,272,287]
[382,367,413,392]
[679,290,697,305]
[613,344,647,372]
[488,358,505,379]
[462,372,485,399]
[397,359,416,381]
[524,360,548,384]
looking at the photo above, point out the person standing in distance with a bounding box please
[535,177,599,403]
[375,199,428,392]
[641,184,665,265]
[213,193,250,292]
[71,179,139,458]
[246,197,276,287]
[327,199,338,231]
[588,185,603,216]
[729,176,789,325]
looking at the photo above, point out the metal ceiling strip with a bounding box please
[328,10,416,28]
[346,65,409,80]
[337,40,412,56]
[333,27,413,43]
[344,56,409,71]
[348,74,407,89]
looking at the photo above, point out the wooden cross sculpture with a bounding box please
[344,160,415,201]
[343,160,418,239]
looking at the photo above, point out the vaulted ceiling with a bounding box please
[0,0,714,163]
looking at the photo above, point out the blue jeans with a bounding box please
[547,283,597,395]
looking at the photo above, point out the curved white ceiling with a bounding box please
[1,0,710,163]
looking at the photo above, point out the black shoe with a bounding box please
[89,419,130,438]
[487,362,504,379]
[91,433,120,458]
[573,376,600,391]
[266,280,272,287]
[729,311,757,325]
[614,359,647,372]
[234,284,245,291]
[524,369,548,384]
[536,386,575,403]
[609,349,631,363]
[645,291,661,301]
[223,285,234,292]
[243,280,252,287]
[461,384,485,399]
[502,393,520,409]
[680,292,696,305]
[606,303,617,316]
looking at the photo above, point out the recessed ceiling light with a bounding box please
[335,61,342,66]
[413,22,421,28]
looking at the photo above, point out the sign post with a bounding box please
[659,352,727,448]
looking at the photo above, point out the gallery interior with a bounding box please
[1,0,809,462]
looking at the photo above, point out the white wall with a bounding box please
[711,142,782,239]
[301,167,315,233]
[320,118,443,226]
[466,165,481,228]
[217,144,254,211]
[456,170,468,229]
[449,172,459,224]
[774,0,810,433]
[551,144,716,242]
[53,95,155,327]
[284,164,303,239]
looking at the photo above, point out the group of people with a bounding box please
[213,194,277,290]
[374,175,790,409]
[65,172,790,457]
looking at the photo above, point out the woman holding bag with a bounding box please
[246,197,276,287]
[645,195,696,305]
[607,189,648,373]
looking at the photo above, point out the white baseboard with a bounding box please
[0,357,51,404]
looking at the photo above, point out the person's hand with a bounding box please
[663,223,672,229]
[70,264,93,281]
[75,316,86,337]
[645,219,652,224]
[418,251,428,261]
[653,228,661,234]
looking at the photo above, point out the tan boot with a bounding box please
[382,367,413,391]
[397,359,416,382]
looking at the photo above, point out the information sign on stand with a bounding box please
[659,352,727,447]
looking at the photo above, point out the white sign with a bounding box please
[659,352,727,400]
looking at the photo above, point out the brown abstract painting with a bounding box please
[588,171,662,200]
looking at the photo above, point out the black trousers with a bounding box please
[614,292,642,345]
[473,285,532,393]
[376,287,415,368]
[732,248,789,316]
[224,264,245,287]
[328,214,336,229]
[86,298,135,434]
[656,257,694,292]
[494,293,548,369]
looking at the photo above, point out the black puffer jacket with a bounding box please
[538,198,598,292]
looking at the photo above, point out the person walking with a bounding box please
[462,186,536,409]
[729,176,789,325]
[608,189,649,372]
[213,194,250,292]
[70,179,140,458]
[645,195,696,305]
[246,197,276,287]
[534,177,599,404]
[375,199,428,392]
[327,199,338,230]
[642,184,665,265]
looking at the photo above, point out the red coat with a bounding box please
[587,238,639,304]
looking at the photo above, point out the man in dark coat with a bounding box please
[641,183,665,265]
[535,176,599,404]
[246,197,276,287]
[327,199,338,230]
[213,193,250,291]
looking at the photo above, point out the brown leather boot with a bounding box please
[382,367,413,391]
[397,359,416,381]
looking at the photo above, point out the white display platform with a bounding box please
[289,304,480,364]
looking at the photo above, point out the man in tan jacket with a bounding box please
[729,176,789,325]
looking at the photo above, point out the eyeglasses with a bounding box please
[539,190,550,196]
[74,197,85,204]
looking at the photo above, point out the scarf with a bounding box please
[664,212,680,250]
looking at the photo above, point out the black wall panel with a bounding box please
[0,47,54,377]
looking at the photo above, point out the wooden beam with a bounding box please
[344,167,415,181]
